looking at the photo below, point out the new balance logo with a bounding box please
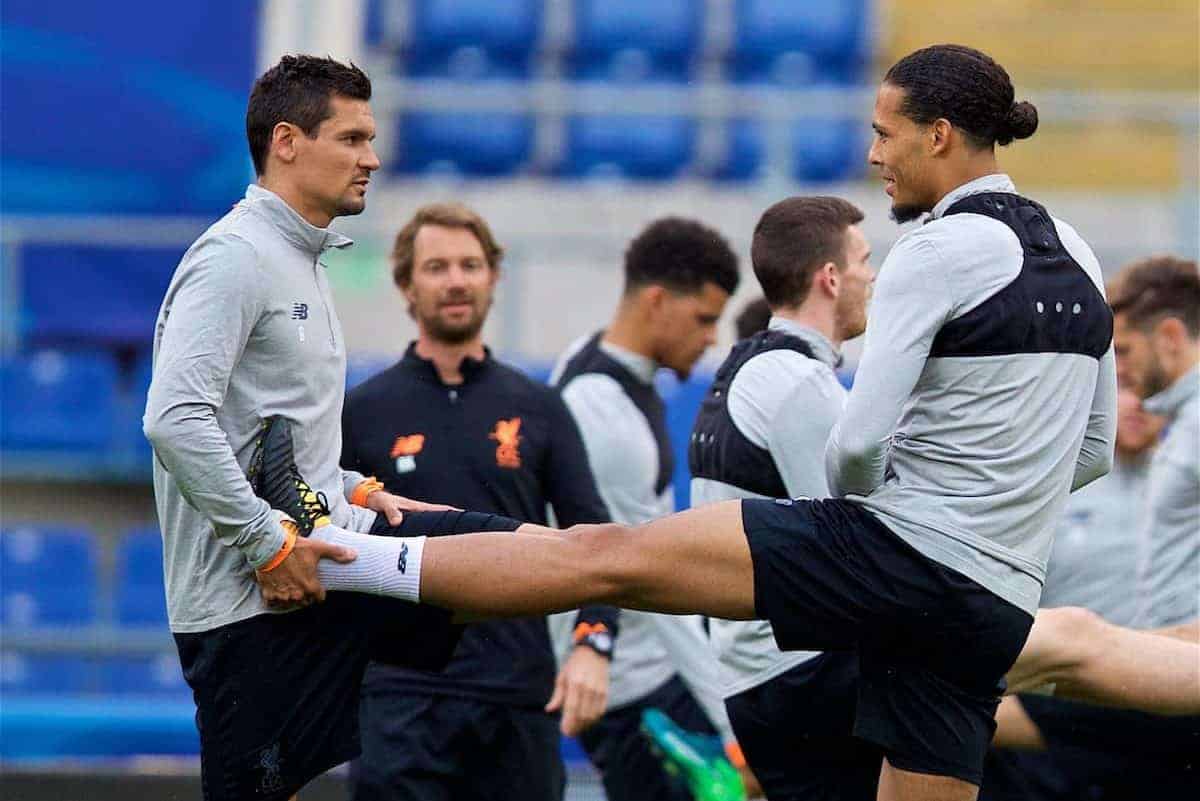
[398,541,409,574]
[291,303,309,320]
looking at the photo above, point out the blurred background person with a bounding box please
[340,203,619,801]
[550,217,747,801]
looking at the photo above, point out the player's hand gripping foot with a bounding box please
[248,416,332,535]
[641,708,745,801]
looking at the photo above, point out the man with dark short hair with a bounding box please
[341,203,618,801]
[144,56,533,801]
[550,217,744,801]
[689,195,881,801]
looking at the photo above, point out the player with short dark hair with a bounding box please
[689,195,880,801]
[144,55,533,801]
[551,217,745,801]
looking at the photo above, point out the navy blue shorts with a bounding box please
[743,498,1034,786]
[176,510,520,801]
[725,652,881,801]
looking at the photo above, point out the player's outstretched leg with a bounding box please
[1005,606,1200,716]
[419,501,759,621]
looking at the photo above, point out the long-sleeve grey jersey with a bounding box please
[1136,366,1200,628]
[1040,454,1151,626]
[827,174,1117,617]
[144,184,374,633]
[551,336,734,740]
[691,319,847,697]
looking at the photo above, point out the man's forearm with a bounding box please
[144,404,284,567]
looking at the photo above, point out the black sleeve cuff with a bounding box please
[573,605,620,640]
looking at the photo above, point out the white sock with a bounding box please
[309,524,424,602]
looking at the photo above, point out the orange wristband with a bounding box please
[724,740,746,769]
[572,622,609,643]
[258,525,298,573]
[351,477,385,507]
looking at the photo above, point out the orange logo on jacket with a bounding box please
[391,434,426,458]
[489,418,523,469]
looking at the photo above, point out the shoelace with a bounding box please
[291,468,331,520]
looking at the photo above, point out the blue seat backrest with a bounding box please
[19,244,182,348]
[98,653,191,698]
[0,348,119,451]
[115,527,167,626]
[572,0,704,81]
[0,651,96,694]
[408,0,543,78]
[562,115,697,180]
[395,110,535,177]
[732,1,871,85]
[0,526,98,626]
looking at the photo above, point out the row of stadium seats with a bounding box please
[368,0,874,179]
[1,525,165,627]
[0,524,188,697]
[396,115,867,182]
[0,347,397,460]
[368,0,872,85]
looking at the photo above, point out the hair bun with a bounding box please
[999,100,1039,144]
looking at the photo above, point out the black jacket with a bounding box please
[341,343,617,706]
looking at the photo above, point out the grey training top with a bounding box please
[551,337,734,740]
[826,174,1118,617]
[692,318,847,697]
[1040,454,1151,627]
[1135,366,1200,628]
[144,184,375,633]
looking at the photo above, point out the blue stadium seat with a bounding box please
[0,348,118,451]
[1,652,96,694]
[571,0,704,81]
[713,118,865,183]
[0,526,98,627]
[562,115,697,179]
[732,1,872,86]
[18,244,181,347]
[115,527,167,626]
[395,110,535,176]
[98,653,190,698]
[407,0,542,78]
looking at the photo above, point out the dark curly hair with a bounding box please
[246,55,372,176]
[624,218,740,297]
[884,44,1038,149]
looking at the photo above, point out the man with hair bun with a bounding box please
[394,43,1116,801]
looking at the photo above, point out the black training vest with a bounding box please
[555,332,675,496]
[931,192,1112,359]
[688,329,817,498]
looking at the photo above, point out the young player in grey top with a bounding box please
[550,218,744,801]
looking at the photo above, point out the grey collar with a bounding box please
[768,316,842,369]
[930,173,1017,220]
[243,184,354,256]
[599,339,659,385]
